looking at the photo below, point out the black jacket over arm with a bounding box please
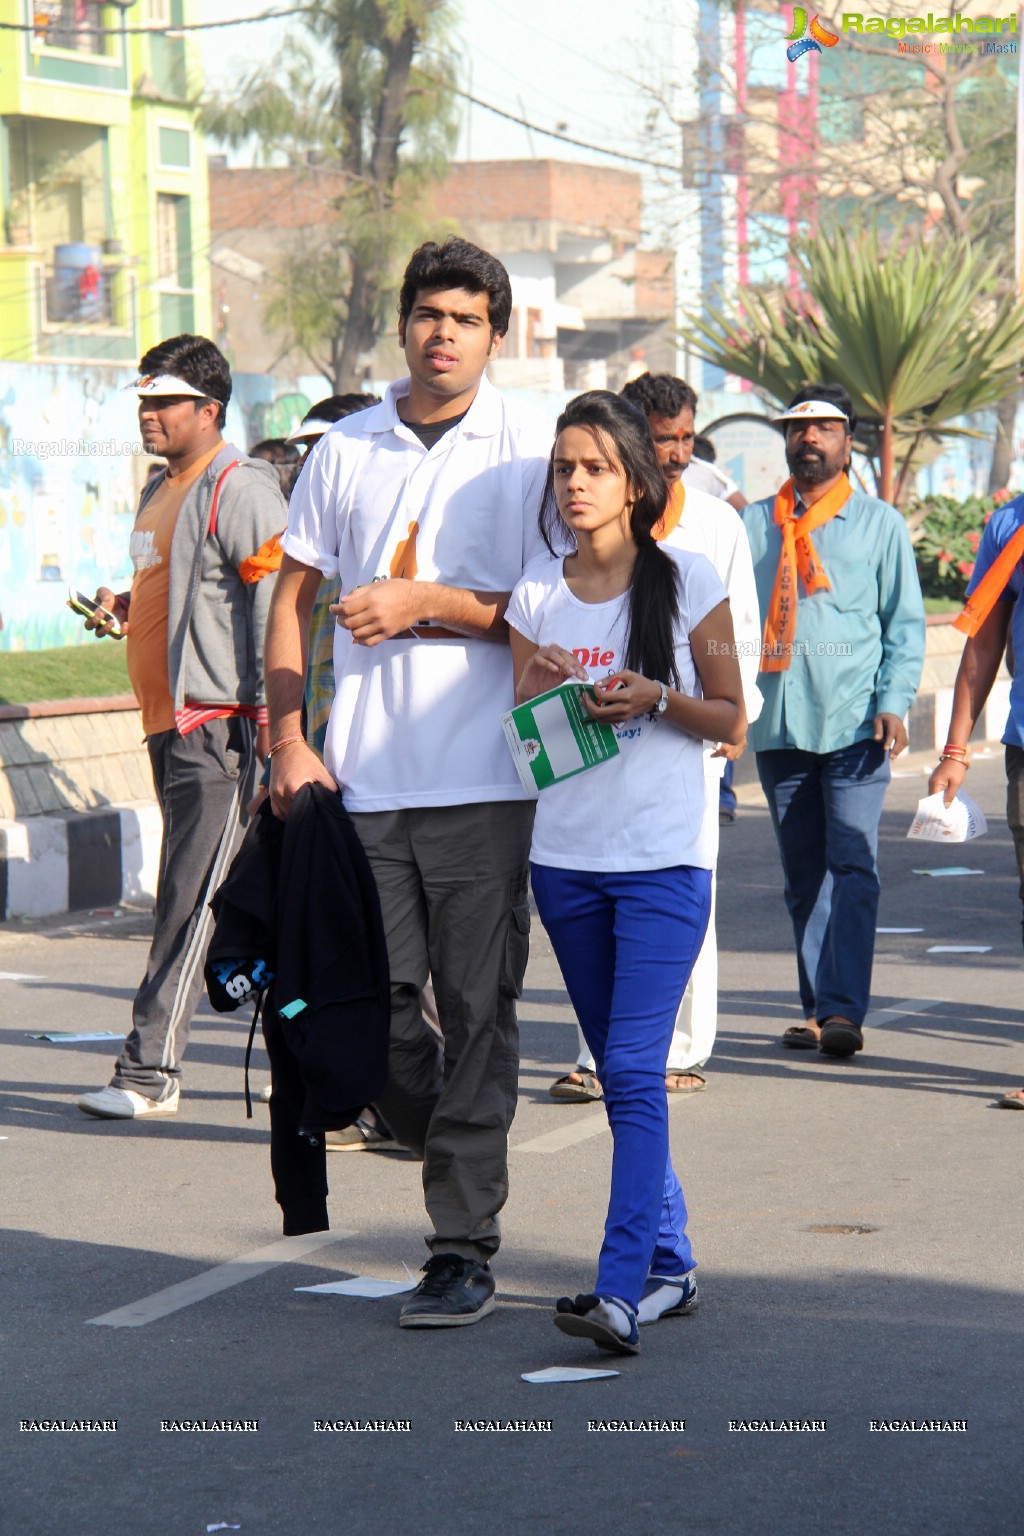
[206,784,390,1235]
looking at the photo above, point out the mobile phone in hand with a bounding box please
[67,589,125,639]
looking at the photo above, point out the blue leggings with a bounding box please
[531,863,712,1310]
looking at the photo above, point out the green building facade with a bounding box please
[0,0,210,365]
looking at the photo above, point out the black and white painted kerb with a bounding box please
[0,803,161,921]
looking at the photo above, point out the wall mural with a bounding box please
[0,367,140,652]
[0,367,319,653]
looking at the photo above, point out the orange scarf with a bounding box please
[238,532,283,584]
[953,518,1024,638]
[653,481,684,543]
[760,474,852,673]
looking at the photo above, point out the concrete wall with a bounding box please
[0,698,159,920]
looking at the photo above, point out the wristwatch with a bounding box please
[654,681,669,715]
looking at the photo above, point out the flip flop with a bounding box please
[781,1024,820,1050]
[818,1017,864,1057]
[997,1088,1024,1109]
[548,1071,603,1102]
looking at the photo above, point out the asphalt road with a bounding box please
[1,747,1022,1535]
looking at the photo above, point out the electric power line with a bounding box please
[452,86,680,173]
[0,7,306,35]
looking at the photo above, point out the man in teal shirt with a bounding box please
[743,384,924,1058]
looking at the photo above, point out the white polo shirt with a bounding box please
[661,482,764,757]
[282,374,554,811]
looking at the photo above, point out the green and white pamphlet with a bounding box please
[501,679,619,793]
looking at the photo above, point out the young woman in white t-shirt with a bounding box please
[506,391,745,1355]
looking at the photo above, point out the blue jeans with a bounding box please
[756,739,890,1027]
[531,864,711,1310]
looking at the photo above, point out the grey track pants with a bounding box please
[348,800,535,1264]
[111,717,257,1097]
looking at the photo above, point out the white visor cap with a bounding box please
[286,418,335,442]
[773,400,850,425]
[129,373,212,398]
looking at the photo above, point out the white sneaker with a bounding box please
[77,1083,180,1119]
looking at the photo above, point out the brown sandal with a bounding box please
[549,1071,604,1102]
[781,1022,820,1050]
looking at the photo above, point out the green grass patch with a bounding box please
[923,597,961,616]
[0,644,132,706]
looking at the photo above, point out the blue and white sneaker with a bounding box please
[637,1270,699,1326]
[553,1292,640,1355]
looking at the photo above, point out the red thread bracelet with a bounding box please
[266,733,305,759]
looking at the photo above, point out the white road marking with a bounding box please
[86,1230,356,1327]
[862,997,941,1031]
[513,1090,698,1155]
[927,945,992,954]
[511,1111,608,1154]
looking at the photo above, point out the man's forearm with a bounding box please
[946,623,1008,744]
[415,583,512,640]
[264,560,321,738]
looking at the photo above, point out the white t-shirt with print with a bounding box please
[505,547,728,872]
[282,374,553,810]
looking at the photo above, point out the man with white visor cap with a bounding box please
[741,384,924,1060]
[75,335,288,1120]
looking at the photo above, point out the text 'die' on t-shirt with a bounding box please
[505,547,728,872]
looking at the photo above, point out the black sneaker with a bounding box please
[399,1254,496,1329]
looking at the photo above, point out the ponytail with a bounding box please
[625,537,680,689]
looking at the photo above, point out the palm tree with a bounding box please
[684,224,1024,506]
[201,0,458,391]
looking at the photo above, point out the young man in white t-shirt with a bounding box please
[264,238,553,1330]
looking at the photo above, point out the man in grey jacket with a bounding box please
[77,334,287,1120]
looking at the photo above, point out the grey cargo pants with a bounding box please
[348,800,535,1264]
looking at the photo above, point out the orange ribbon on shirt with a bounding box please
[653,481,685,543]
[953,521,1024,638]
[760,473,852,673]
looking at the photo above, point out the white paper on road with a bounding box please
[877,927,924,934]
[295,1276,416,1298]
[0,972,43,981]
[521,1366,620,1383]
[912,867,985,877]
[927,945,992,954]
[907,791,987,843]
[29,1030,122,1042]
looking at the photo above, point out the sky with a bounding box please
[197,0,668,173]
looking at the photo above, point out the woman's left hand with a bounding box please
[582,670,662,723]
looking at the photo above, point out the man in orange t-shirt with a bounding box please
[76,334,287,1121]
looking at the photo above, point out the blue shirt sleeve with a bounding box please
[966,498,1024,602]
[874,506,926,719]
